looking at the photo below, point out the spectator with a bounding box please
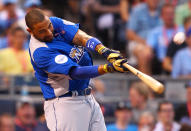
[0,113,14,131]
[126,0,161,74]
[92,0,127,51]
[154,101,180,131]
[175,0,191,25]
[107,102,138,131]
[180,124,191,131]
[15,102,37,131]
[175,82,191,124]
[34,114,49,131]
[14,0,42,34]
[163,16,191,73]
[138,111,155,131]
[147,3,183,74]
[0,27,33,75]
[172,27,191,78]
[0,0,24,34]
[129,81,155,123]
[91,79,105,102]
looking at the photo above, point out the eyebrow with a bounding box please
[38,22,52,33]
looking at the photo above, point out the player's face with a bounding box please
[31,16,54,42]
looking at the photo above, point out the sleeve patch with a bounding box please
[55,55,68,64]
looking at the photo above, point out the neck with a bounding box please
[165,23,175,29]
[116,120,127,129]
[148,6,156,12]
[162,121,173,131]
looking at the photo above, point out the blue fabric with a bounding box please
[50,17,79,43]
[33,47,78,75]
[86,38,101,52]
[172,47,191,78]
[107,124,138,131]
[128,3,161,39]
[30,17,93,99]
[0,37,8,49]
[69,65,99,80]
[147,25,184,61]
[186,27,191,37]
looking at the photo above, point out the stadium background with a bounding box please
[0,0,191,130]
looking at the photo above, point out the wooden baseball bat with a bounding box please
[123,63,164,94]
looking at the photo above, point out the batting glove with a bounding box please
[103,59,129,73]
[98,47,123,63]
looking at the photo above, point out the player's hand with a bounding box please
[98,47,123,63]
[104,59,129,73]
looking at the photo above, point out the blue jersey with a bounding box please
[29,17,93,99]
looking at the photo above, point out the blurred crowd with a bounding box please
[0,0,191,131]
[1,80,191,131]
[98,80,191,131]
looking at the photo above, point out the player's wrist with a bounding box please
[86,38,102,52]
[98,64,114,74]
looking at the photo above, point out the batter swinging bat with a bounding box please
[123,63,164,94]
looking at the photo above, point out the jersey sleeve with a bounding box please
[49,17,79,43]
[33,47,78,75]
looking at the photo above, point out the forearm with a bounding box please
[120,0,129,22]
[69,65,108,80]
[72,30,106,53]
[127,30,146,44]
[162,57,172,72]
[72,30,123,62]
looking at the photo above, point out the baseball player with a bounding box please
[25,9,128,131]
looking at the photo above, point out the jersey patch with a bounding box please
[55,55,68,64]
[69,46,84,63]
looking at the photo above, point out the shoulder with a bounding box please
[107,124,116,129]
[176,47,188,57]
[149,26,162,35]
[128,124,138,130]
[152,26,162,33]
[131,3,147,14]
[173,122,181,129]
[29,36,48,56]
[154,122,163,131]
[176,3,187,12]
[50,17,76,26]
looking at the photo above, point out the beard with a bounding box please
[33,34,53,42]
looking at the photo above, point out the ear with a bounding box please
[27,28,32,34]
